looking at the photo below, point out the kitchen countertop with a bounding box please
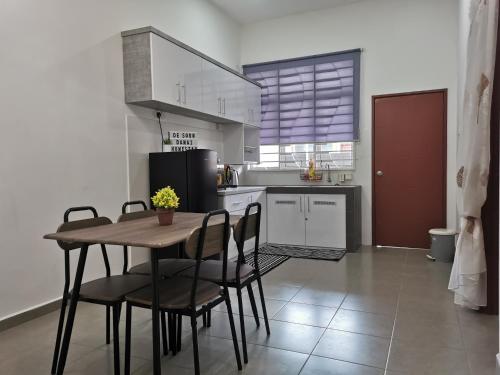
[217,186,267,196]
[217,185,360,196]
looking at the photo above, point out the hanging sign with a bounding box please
[163,131,198,152]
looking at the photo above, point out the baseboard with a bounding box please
[0,299,62,332]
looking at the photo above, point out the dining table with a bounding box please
[44,211,240,375]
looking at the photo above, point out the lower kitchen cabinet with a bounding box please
[304,194,346,248]
[267,194,306,246]
[267,193,347,249]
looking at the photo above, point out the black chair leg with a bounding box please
[125,303,132,375]
[207,310,212,328]
[112,305,121,375]
[247,285,260,327]
[236,289,248,364]
[161,311,168,355]
[191,313,200,375]
[177,314,182,352]
[202,311,207,327]
[256,276,271,335]
[169,313,177,355]
[226,289,242,370]
[51,294,68,374]
[106,305,111,344]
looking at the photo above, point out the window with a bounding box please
[243,50,360,170]
[258,142,355,170]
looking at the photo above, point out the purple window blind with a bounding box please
[244,50,360,145]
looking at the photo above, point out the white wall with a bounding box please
[0,0,240,320]
[240,0,459,245]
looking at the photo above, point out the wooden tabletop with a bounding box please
[44,212,240,249]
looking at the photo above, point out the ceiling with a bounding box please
[209,0,365,24]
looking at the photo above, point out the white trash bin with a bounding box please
[428,228,457,262]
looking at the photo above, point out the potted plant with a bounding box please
[151,186,180,225]
[162,136,172,152]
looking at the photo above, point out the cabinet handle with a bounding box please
[223,98,226,115]
[308,196,310,213]
[313,201,337,206]
[275,200,296,205]
[176,83,181,103]
[299,196,302,212]
[231,201,243,205]
[181,85,186,104]
[218,97,221,114]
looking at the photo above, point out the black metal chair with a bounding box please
[124,209,242,375]
[51,206,151,375]
[179,202,270,363]
[118,200,196,355]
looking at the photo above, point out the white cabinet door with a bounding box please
[305,194,346,248]
[202,60,224,116]
[267,194,305,246]
[248,83,262,127]
[151,34,203,112]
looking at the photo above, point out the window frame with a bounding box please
[249,141,356,172]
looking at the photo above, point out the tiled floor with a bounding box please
[1,246,498,374]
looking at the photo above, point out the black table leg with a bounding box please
[150,248,161,375]
[56,244,89,375]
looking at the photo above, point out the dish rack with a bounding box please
[299,171,323,182]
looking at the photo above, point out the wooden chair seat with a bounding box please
[128,259,196,277]
[76,274,151,303]
[126,277,221,310]
[179,260,254,284]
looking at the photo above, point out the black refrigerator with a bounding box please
[149,149,218,213]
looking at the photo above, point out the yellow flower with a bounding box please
[151,186,180,209]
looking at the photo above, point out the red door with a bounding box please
[373,90,447,249]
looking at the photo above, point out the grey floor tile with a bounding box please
[200,310,325,354]
[329,309,394,338]
[387,339,469,375]
[260,281,303,300]
[341,293,398,316]
[273,302,337,327]
[466,349,500,375]
[291,287,346,308]
[312,329,390,369]
[168,334,308,374]
[393,313,463,349]
[300,355,384,375]
[212,294,288,320]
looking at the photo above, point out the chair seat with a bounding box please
[77,274,151,303]
[129,259,196,277]
[179,260,254,283]
[126,277,221,310]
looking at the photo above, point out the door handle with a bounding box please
[181,85,186,104]
[222,98,226,115]
[376,170,384,177]
[176,83,181,103]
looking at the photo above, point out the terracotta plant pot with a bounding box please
[157,208,175,226]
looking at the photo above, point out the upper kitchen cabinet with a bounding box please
[122,27,261,126]
[150,33,203,112]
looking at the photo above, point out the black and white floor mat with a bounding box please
[242,252,289,276]
[259,243,347,261]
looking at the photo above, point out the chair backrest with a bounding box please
[233,202,261,278]
[56,206,112,277]
[187,209,230,307]
[233,203,261,245]
[117,200,155,274]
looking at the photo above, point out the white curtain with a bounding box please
[449,0,499,310]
